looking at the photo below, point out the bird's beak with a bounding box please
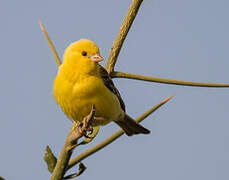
[90,54,103,63]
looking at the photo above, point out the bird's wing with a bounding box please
[98,64,126,112]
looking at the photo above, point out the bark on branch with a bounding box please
[104,0,143,73]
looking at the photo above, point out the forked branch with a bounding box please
[39,0,229,179]
[49,106,95,180]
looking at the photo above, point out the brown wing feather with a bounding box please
[98,64,126,112]
[98,65,150,136]
[115,114,150,136]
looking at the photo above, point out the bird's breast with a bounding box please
[53,73,122,126]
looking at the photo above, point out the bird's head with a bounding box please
[62,39,103,74]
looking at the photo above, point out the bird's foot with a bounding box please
[79,123,93,139]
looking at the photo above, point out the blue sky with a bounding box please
[1,0,229,180]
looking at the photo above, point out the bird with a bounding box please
[52,39,150,136]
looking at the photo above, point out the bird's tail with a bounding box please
[115,114,150,136]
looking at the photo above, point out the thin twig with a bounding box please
[66,96,172,171]
[111,71,229,88]
[39,21,61,67]
[104,0,143,73]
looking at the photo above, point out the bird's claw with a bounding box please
[79,123,93,139]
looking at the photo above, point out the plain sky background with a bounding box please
[1,0,229,179]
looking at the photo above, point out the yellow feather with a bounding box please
[52,39,123,126]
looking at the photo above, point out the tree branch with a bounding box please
[111,71,229,88]
[49,106,95,180]
[66,96,172,171]
[39,22,229,88]
[49,125,76,180]
[104,0,143,73]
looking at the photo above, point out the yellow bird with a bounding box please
[52,39,150,136]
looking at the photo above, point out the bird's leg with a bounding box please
[77,105,96,138]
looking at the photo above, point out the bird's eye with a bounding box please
[81,51,87,56]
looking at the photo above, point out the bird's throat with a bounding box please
[59,62,100,83]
